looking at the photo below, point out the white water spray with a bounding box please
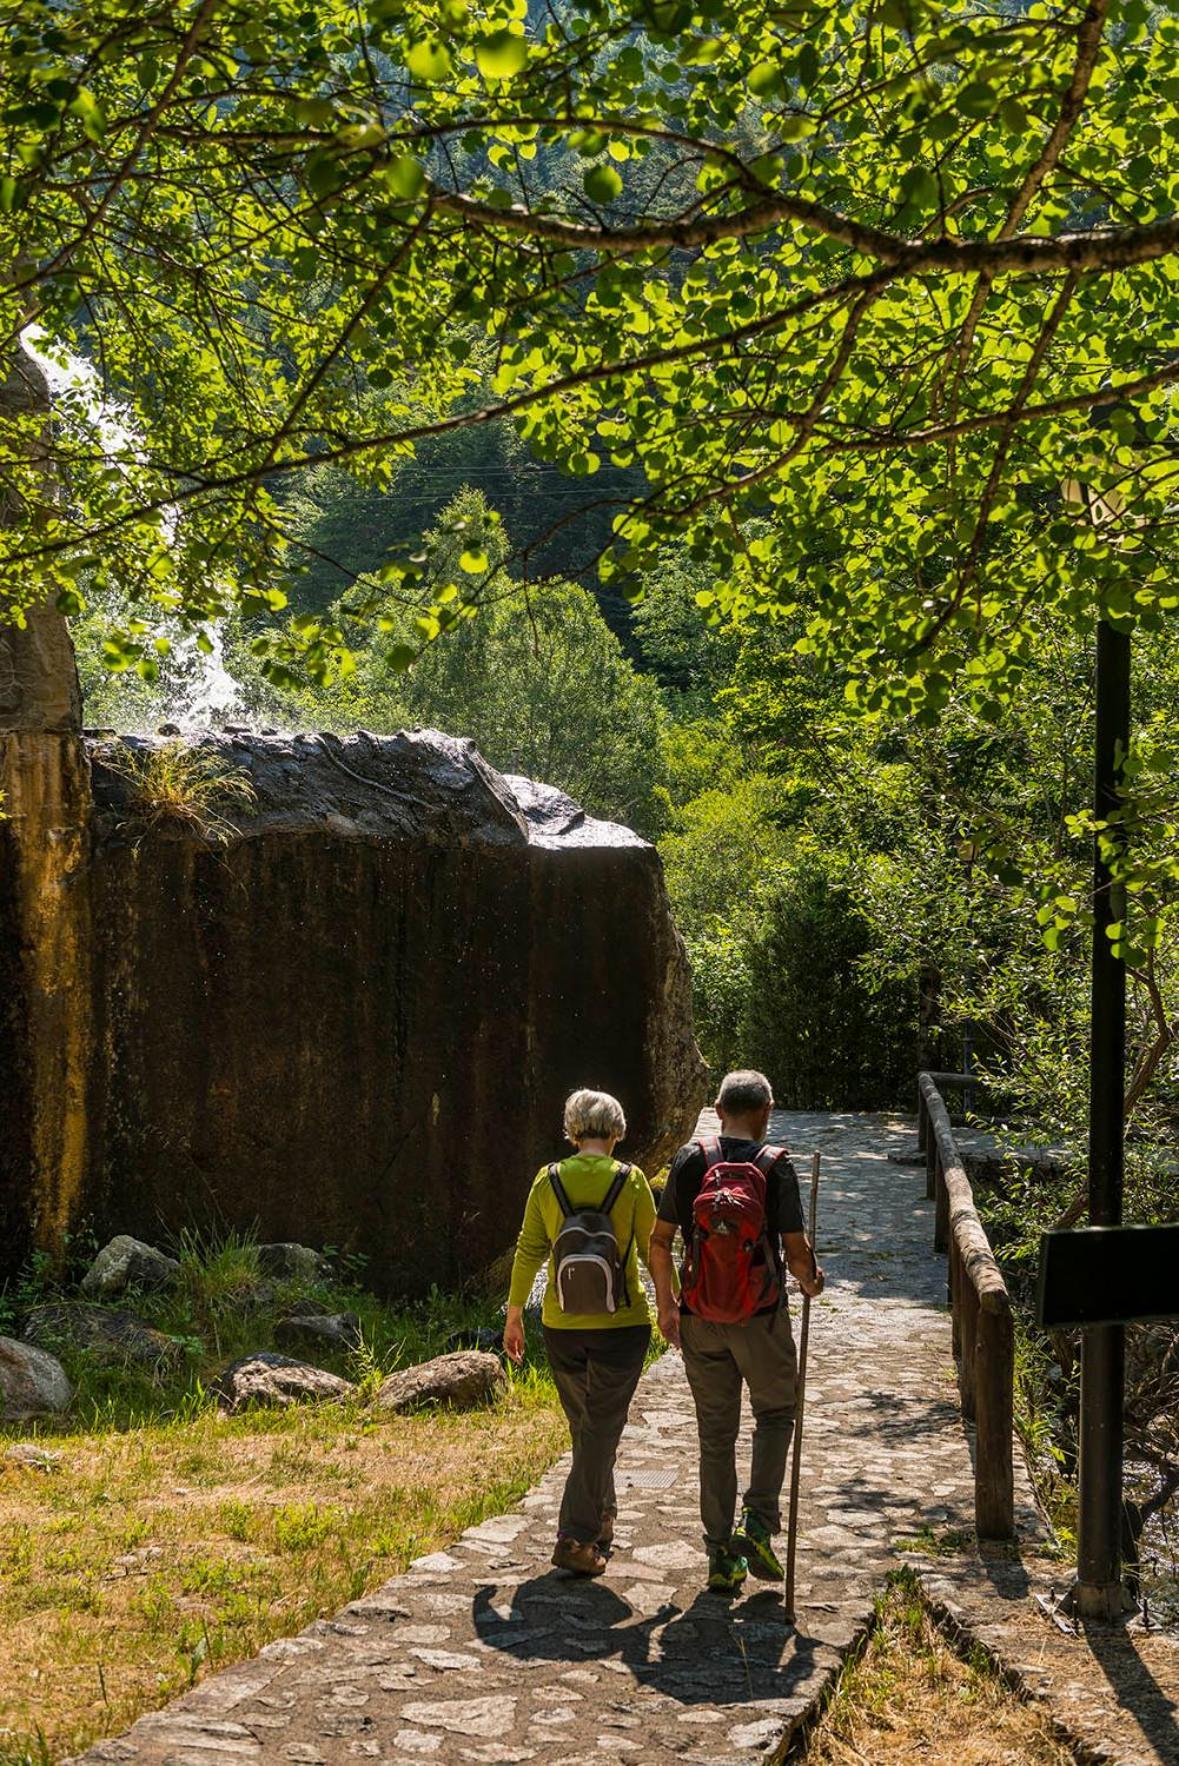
[22,328,245,732]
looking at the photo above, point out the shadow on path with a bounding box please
[1083,1619,1179,1761]
[473,1573,821,1708]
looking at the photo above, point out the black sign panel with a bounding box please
[1036,1224,1179,1329]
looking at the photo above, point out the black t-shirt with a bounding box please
[657,1136,805,1316]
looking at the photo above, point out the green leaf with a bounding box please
[69,87,106,142]
[384,155,425,200]
[405,39,453,82]
[459,548,489,573]
[584,163,623,204]
[900,165,939,210]
[955,81,997,119]
[748,59,782,96]
[476,29,528,79]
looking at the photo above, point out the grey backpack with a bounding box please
[548,1163,634,1314]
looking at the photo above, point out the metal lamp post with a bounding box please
[1075,613,1131,1618]
[1048,477,1132,1618]
[1036,480,1179,1621]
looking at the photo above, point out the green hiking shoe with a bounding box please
[732,1509,784,1581]
[707,1546,748,1594]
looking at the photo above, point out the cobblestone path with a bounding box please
[75,1110,1161,1766]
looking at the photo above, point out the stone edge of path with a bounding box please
[915,1556,1179,1766]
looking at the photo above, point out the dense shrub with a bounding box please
[742,856,920,1111]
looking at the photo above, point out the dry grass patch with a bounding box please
[0,1384,565,1764]
[800,1574,1074,1765]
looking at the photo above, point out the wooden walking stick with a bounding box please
[784,1149,821,1623]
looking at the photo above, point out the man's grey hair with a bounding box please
[564,1088,627,1144]
[716,1069,774,1116]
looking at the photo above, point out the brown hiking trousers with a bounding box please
[680,1309,798,1550]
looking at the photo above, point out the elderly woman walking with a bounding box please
[504,1088,658,1576]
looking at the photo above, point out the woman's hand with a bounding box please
[503,1306,526,1366]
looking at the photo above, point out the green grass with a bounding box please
[0,1230,568,1761]
[1,1222,542,1432]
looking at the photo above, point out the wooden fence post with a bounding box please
[934,1152,949,1253]
[958,1270,979,1421]
[949,1233,961,1358]
[975,1303,1015,1539]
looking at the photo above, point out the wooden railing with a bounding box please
[917,1071,1015,1540]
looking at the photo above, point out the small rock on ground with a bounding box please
[445,1325,506,1358]
[80,1235,180,1300]
[23,1302,181,1373]
[0,1336,72,1421]
[210,1352,354,1412]
[3,1441,63,1470]
[256,1243,329,1282]
[275,1311,362,1353]
[376,1349,506,1413]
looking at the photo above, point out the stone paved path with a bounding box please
[72,1111,1176,1766]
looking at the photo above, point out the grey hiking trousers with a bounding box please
[680,1309,798,1550]
[543,1323,651,1544]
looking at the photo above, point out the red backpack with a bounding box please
[681,1135,785,1324]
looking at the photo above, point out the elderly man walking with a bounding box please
[649,1070,824,1594]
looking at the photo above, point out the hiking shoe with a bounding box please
[707,1546,748,1594]
[597,1513,615,1549]
[732,1509,784,1581]
[552,1535,607,1577]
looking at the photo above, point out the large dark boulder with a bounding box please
[3,729,706,1295]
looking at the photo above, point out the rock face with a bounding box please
[23,1302,180,1373]
[0,1336,72,1421]
[376,1350,507,1414]
[80,1236,181,1300]
[0,727,706,1295]
[0,348,92,1295]
[210,1353,354,1412]
[21,729,706,1299]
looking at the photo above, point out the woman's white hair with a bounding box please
[563,1088,626,1144]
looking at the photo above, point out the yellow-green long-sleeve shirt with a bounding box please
[507,1154,656,1330]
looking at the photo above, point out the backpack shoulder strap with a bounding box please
[751,1147,787,1280]
[548,1164,575,1219]
[601,1162,631,1215]
[697,1134,724,1170]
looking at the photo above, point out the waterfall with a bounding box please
[22,328,245,732]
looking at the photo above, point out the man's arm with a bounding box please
[782,1230,824,1298]
[649,1220,681,1349]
